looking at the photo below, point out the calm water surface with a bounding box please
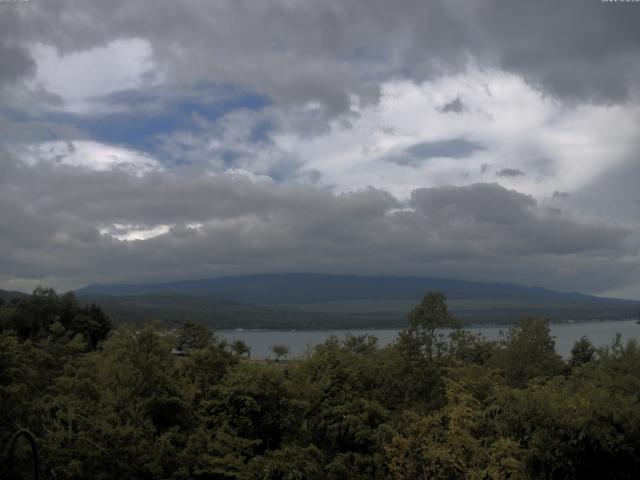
[220,319,640,359]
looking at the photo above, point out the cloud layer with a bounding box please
[1,0,639,296]
[1,153,637,294]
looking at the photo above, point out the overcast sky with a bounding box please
[1,0,640,297]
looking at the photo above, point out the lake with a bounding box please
[220,319,640,359]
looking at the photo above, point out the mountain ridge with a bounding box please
[69,275,640,328]
[76,272,635,305]
[0,288,29,303]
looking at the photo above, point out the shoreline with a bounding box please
[217,317,639,334]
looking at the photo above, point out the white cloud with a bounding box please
[99,223,171,241]
[29,38,157,113]
[15,140,161,175]
[267,70,640,202]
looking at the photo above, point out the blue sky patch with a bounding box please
[40,86,271,159]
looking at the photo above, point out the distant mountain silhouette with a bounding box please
[76,273,632,305]
[0,288,28,303]
[72,274,640,327]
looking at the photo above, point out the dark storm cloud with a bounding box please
[387,139,485,166]
[3,0,639,115]
[0,43,35,85]
[440,97,465,113]
[0,115,83,144]
[411,183,535,226]
[496,168,526,178]
[408,183,630,256]
[552,191,571,200]
[461,1,640,102]
[569,157,640,224]
[0,156,635,293]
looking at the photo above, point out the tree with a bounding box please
[39,327,190,479]
[178,340,237,403]
[570,336,597,368]
[492,317,564,387]
[8,287,59,341]
[447,329,495,365]
[0,288,111,350]
[70,303,112,350]
[271,344,290,361]
[343,334,378,355]
[393,292,462,407]
[248,445,324,479]
[399,291,461,361]
[385,381,525,480]
[177,322,213,351]
[231,339,252,358]
[209,362,298,453]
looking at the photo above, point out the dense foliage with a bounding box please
[2,289,640,479]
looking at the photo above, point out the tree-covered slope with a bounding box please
[75,274,640,327]
[76,292,405,329]
[77,272,636,305]
[0,288,28,303]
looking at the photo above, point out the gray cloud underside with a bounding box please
[1,155,635,293]
[570,155,640,226]
[2,0,639,111]
[0,43,35,84]
[496,168,526,178]
[440,97,465,113]
[388,139,485,166]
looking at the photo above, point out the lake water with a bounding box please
[220,319,640,359]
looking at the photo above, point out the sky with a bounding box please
[1,0,640,297]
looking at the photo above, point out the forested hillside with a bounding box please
[0,289,28,304]
[76,274,640,327]
[75,292,404,330]
[3,288,640,479]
